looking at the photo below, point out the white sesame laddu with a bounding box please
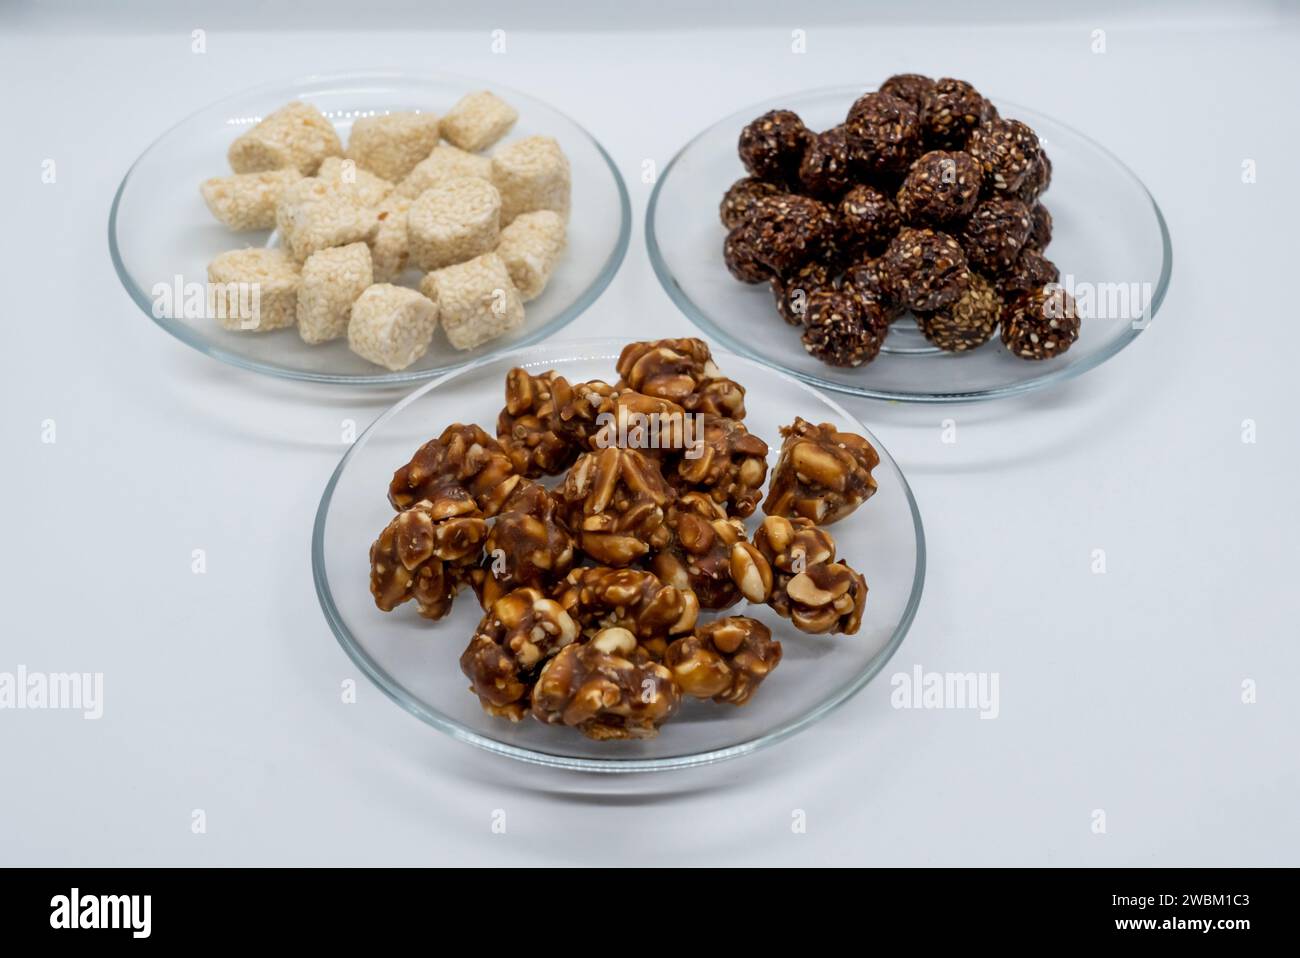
[395,144,492,199]
[347,112,440,183]
[368,195,413,282]
[496,210,567,301]
[297,242,374,345]
[276,177,376,263]
[200,169,303,231]
[425,252,524,350]
[316,156,393,208]
[490,135,571,224]
[407,177,501,271]
[206,248,300,333]
[347,283,439,371]
[228,101,342,176]
[439,91,518,153]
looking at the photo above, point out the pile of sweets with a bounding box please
[367,338,881,741]
[201,91,571,370]
[720,74,1079,368]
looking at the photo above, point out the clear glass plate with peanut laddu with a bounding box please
[313,337,925,771]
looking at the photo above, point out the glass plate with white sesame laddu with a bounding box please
[312,337,925,772]
[647,79,1172,403]
[110,72,630,385]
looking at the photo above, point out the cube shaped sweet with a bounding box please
[495,210,566,301]
[490,135,571,224]
[297,242,374,345]
[199,169,302,231]
[368,195,413,282]
[395,144,492,199]
[346,112,440,183]
[423,252,524,350]
[227,101,342,176]
[406,177,500,271]
[439,91,518,152]
[316,156,393,208]
[206,248,300,332]
[347,283,439,371]
[275,177,376,263]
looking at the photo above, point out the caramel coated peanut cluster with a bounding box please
[664,616,782,705]
[753,515,867,635]
[770,561,868,635]
[752,515,836,573]
[553,566,699,657]
[651,492,772,610]
[673,415,769,518]
[370,502,488,620]
[388,423,519,516]
[763,417,879,525]
[532,630,680,740]
[470,479,575,610]
[497,369,580,478]
[459,587,579,721]
[557,447,675,566]
[615,338,747,420]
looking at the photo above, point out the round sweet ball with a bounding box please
[747,194,835,273]
[961,197,1033,275]
[843,257,905,323]
[999,247,1060,297]
[798,126,853,198]
[738,109,811,183]
[968,117,1041,194]
[719,176,783,229]
[801,288,887,367]
[837,184,900,255]
[1000,285,1080,360]
[881,226,970,312]
[723,223,772,284]
[879,73,935,113]
[921,78,996,149]
[771,260,835,326]
[1027,202,1052,250]
[1017,149,1053,204]
[844,91,922,175]
[816,235,857,275]
[915,272,1001,352]
[896,150,982,225]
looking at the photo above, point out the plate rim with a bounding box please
[108,69,632,386]
[646,84,1173,404]
[311,336,927,772]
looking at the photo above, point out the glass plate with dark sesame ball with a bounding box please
[312,338,924,771]
[647,83,1171,403]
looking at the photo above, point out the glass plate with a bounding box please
[110,71,630,385]
[647,86,1172,403]
[312,338,925,772]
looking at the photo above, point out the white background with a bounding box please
[2,0,1297,866]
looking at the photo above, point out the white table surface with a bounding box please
[2,0,1297,867]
